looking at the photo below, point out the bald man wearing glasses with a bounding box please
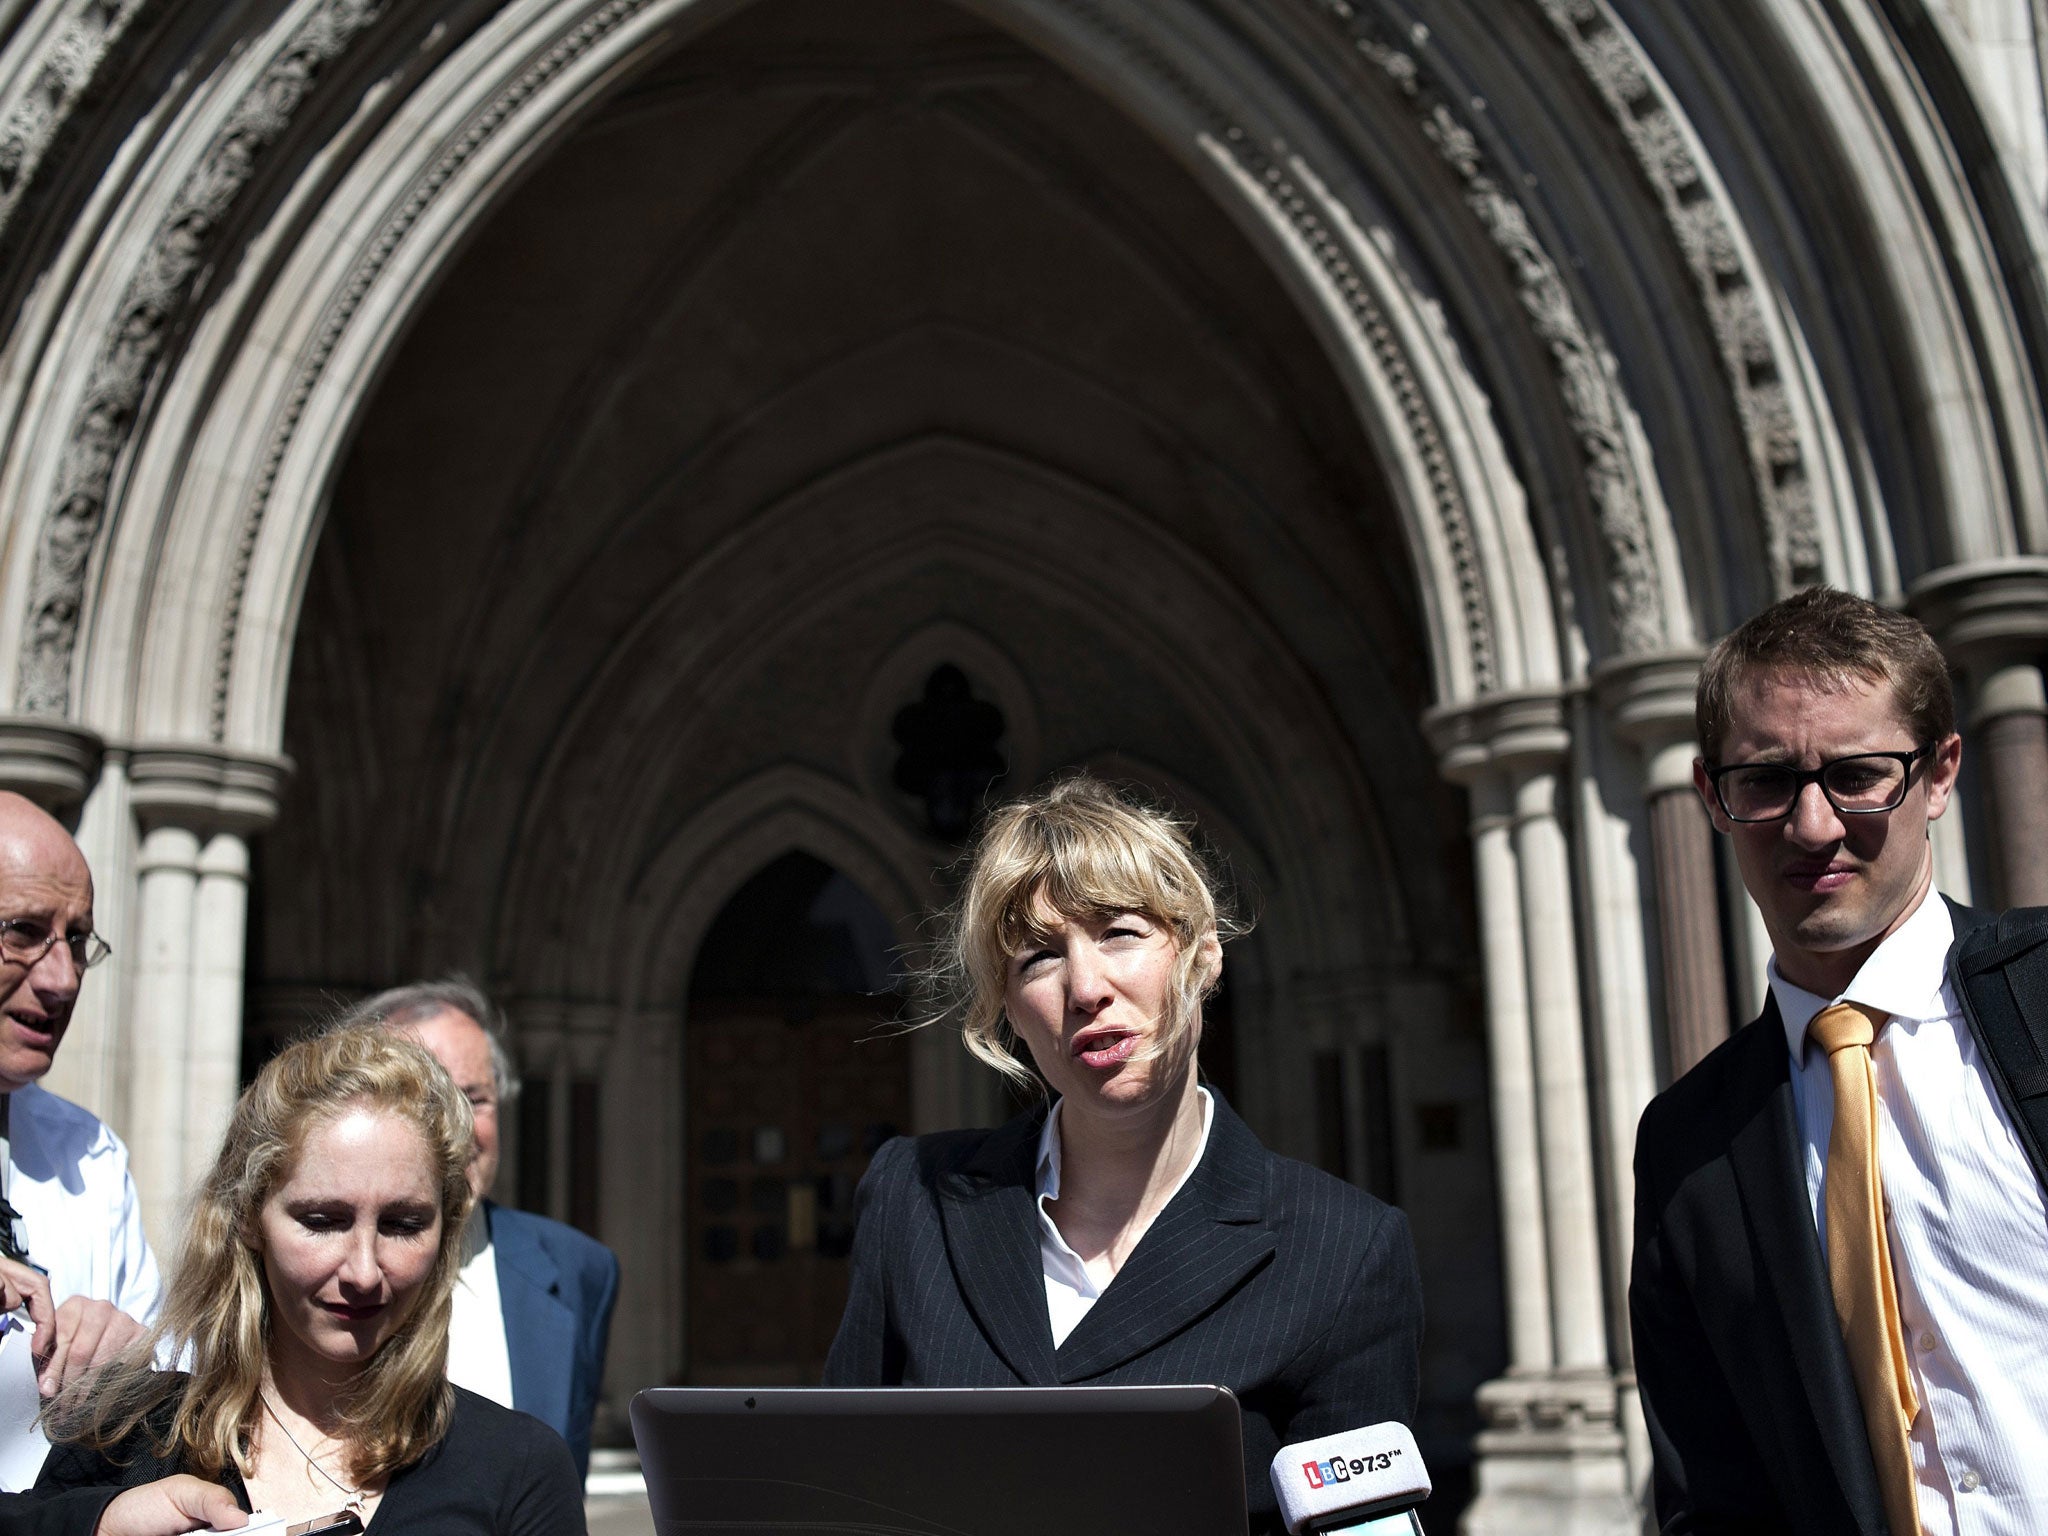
[0,793,159,1489]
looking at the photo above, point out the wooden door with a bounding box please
[685,998,909,1382]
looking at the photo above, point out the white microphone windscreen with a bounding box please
[1270,1421,1430,1535]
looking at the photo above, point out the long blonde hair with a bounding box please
[46,1023,475,1483]
[929,774,1241,1091]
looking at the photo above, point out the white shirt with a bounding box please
[1034,1088,1214,1349]
[446,1205,516,1410]
[1770,891,2048,1536]
[0,1083,162,1490]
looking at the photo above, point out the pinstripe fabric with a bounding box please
[823,1093,1423,1536]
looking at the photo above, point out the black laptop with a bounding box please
[630,1384,1247,1535]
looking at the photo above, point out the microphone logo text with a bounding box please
[1300,1447,1402,1488]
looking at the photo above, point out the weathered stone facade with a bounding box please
[2,1,2044,1528]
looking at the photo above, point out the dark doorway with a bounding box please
[684,852,909,1383]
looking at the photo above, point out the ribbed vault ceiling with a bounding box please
[255,0,1472,1007]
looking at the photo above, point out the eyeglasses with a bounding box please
[0,917,111,970]
[1703,746,1932,824]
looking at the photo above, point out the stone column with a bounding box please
[1510,763,1609,1372]
[1972,665,2048,905]
[188,834,254,1164]
[128,823,202,1235]
[1429,694,1637,1536]
[1598,654,1730,1081]
[124,746,289,1245]
[1465,771,1553,1373]
[1913,559,2048,908]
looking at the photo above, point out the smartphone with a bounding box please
[239,1512,364,1536]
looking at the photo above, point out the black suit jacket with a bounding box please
[822,1092,1422,1535]
[0,1490,116,1536]
[1629,899,2047,1535]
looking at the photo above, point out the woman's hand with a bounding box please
[94,1476,250,1534]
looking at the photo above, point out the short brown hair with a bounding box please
[923,774,1242,1092]
[1695,587,1956,760]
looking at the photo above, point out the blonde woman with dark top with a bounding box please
[823,775,1423,1536]
[33,1025,583,1534]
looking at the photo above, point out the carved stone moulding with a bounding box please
[1909,556,2048,661]
[0,0,157,238]
[205,0,659,744]
[14,0,394,721]
[1211,128,1501,694]
[1047,0,1503,692]
[127,741,293,835]
[1525,0,1821,591]
[1474,1367,1621,1437]
[0,714,103,810]
[1465,1371,1639,1536]
[1591,649,1702,791]
[1424,689,1572,784]
[1310,0,1671,659]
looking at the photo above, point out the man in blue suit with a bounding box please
[349,980,620,1480]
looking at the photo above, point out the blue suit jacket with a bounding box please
[487,1200,620,1479]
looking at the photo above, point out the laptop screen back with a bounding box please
[630,1384,1247,1535]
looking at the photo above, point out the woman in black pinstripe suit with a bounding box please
[825,775,1422,1535]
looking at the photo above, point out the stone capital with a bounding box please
[127,743,294,836]
[1908,557,2048,666]
[0,717,103,811]
[1425,690,1571,786]
[1592,650,1704,793]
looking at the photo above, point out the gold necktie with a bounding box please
[1808,1001,1921,1536]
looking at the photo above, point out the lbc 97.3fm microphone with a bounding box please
[1270,1421,1432,1535]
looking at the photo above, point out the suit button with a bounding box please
[1917,1332,1937,1353]
[1959,1471,1981,1493]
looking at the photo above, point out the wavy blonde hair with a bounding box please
[46,1023,475,1484]
[929,774,1241,1091]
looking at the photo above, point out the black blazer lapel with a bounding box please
[1054,1095,1278,1382]
[1724,1000,1886,1531]
[1942,895,1993,941]
[936,1111,1060,1386]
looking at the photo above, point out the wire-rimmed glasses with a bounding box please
[0,917,111,971]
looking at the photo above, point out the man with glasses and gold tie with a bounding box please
[0,792,158,1490]
[1630,586,2048,1535]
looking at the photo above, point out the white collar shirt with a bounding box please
[0,1083,163,1490]
[1770,891,2048,1536]
[1034,1087,1213,1350]
[446,1202,516,1411]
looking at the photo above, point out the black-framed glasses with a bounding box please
[1704,746,1933,824]
[0,917,111,971]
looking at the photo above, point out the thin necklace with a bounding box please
[260,1393,368,1514]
